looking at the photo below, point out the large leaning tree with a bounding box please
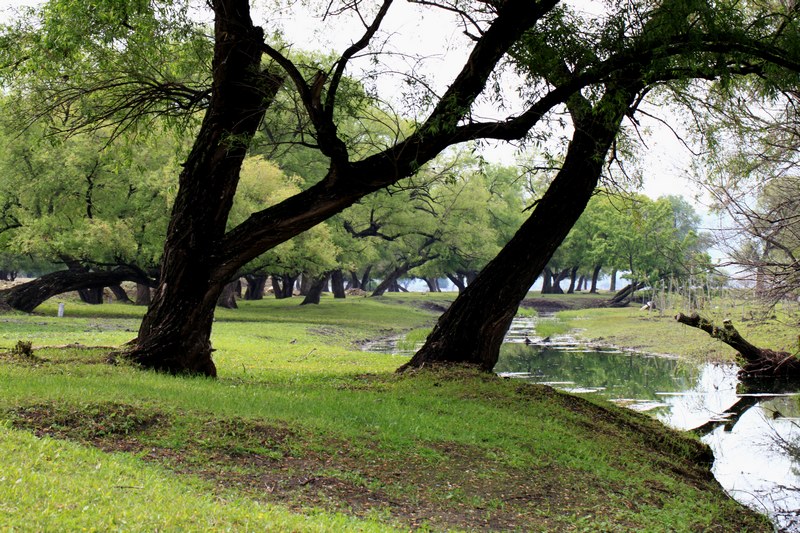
[400,0,800,371]
[3,0,800,376]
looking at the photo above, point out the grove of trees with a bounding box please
[1,0,799,376]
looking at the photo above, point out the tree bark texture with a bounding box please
[0,266,153,313]
[125,0,283,376]
[676,313,800,379]
[399,79,641,372]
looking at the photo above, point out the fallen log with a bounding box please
[675,312,800,379]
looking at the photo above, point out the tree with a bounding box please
[3,0,799,376]
[0,116,175,309]
[400,0,800,372]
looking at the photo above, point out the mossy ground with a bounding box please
[0,293,772,531]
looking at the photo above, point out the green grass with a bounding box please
[0,293,772,531]
[557,299,800,362]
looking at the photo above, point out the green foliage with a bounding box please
[0,116,180,269]
[0,0,210,134]
[551,191,712,288]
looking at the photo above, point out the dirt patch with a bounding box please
[417,301,449,313]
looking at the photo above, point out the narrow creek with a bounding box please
[363,316,800,531]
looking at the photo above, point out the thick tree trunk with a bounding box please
[271,276,283,298]
[609,269,617,292]
[300,273,330,305]
[109,284,132,303]
[399,81,639,372]
[124,0,283,376]
[589,265,601,293]
[0,266,153,313]
[676,313,800,379]
[216,280,239,309]
[330,270,346,299]
[244,274,267,300]
[346,271,359,290]
[135,283,152,306]
[544,268,569,294]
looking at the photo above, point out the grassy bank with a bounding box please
[557,299,799,362]
[0,294,770,531]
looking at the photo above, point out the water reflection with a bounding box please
[495,342,800,531]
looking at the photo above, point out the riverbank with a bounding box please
[553,300,799,363]
[0,295,772,531]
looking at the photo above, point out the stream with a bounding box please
[363,317,800,531]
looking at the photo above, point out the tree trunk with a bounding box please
[548,268,569,294]
[609,269,617,292]
[298,273,312,296]
[566,266,579,294]
[109,284,132,303]
[244,274,267,300]
[577,275,585,292]
[277,274,297,298]
[124,1,284,376]
[399,80,639,372]
[541,267,553,294]
[216,280,239,309]
[135,283,152,306]
[330,270,346,299]
[347,271,359,290]
[589,265,602,293]
[676,313,800,379]
[608,282,644,307]
[359,266,372,291]
[446,273,466,292]
[271,276,283,298]
[301,273,331,305]
[78,287,105,304]
[372,265,411,297]
[424,277,440,292]
[0,266,153,313]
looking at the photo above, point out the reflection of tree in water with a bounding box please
[494,345,698,400]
